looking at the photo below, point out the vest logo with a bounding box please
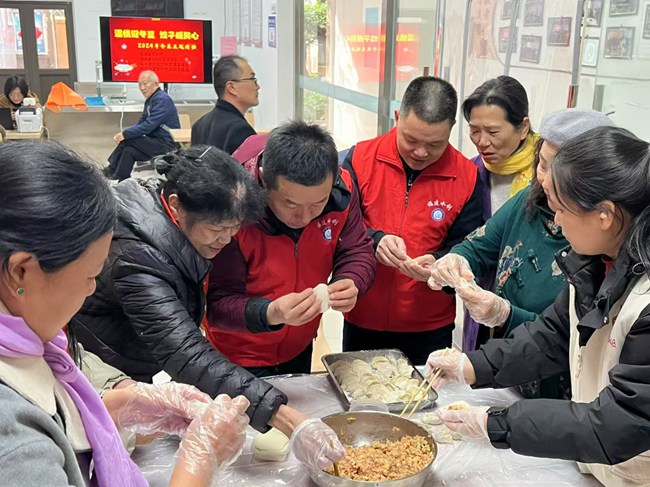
[431,208,445,221]
[323,227,332,241]
[428,200,453,222]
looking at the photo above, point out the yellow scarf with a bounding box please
[483,133,540,196]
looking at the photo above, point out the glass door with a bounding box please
[0,1,77,106]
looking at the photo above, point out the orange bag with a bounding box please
[45,82,88,113]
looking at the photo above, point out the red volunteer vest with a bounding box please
[206,171,354,367]
[346,128,478,332]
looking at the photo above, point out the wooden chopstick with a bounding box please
[400,348,451,418]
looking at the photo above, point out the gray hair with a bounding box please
[139,70,159,84]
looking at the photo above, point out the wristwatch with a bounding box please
[486,406,510,449]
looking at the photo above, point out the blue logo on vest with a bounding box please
[323,227,332,241]
[431,208,445,221]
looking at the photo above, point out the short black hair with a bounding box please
[4,75,29,99]
[462,76,529,128]
[262,120,339,190]
[212,55,247,98]
[0,140,116,273]
[400,76,458,125]
[156,145,265,226]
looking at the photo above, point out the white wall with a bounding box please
[67,0,292,130]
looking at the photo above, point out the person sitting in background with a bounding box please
[191,55,258,154]
[0,140,250,486]
[427,126,650,486]
[341,76,485,365]
[459,75,539,351]
[104,70,180,181]
[428,108,614,400]
[73,145,345,470]
[206,121,376,377]
[0,75,41,127]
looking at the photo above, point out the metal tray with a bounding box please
[321,349,438,413]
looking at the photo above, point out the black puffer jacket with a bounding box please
[73,179,287,432]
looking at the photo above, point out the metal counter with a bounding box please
[132,374,601,487]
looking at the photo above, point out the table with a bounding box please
[132,374,602,487]
[169,128,191,146]
[4,129,45,140]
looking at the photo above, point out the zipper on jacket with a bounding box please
[404,172,415,207]
[575,348,583,379]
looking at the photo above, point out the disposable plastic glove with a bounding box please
[455,281,511,328]
[427,254,474,290]
[175,394,250,483]
[436,405,490,440]
[114,382,212,436]
[290,418,346,470]
[424,348,470,390]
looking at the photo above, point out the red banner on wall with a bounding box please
[343,24,420,82]
[106,17,206,83]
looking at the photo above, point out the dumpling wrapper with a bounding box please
[314,283,330,313]
[252,428,290,462]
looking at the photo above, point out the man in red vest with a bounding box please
[206,121,376,376]
[341,76,485,365]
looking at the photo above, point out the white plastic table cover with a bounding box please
[132,374,602,487]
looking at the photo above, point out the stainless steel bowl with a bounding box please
[310,411,437,487]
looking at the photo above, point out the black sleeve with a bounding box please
[485,308,650,465]
[112,256,287,432]
[432,173,486,259]
[467,281,572,389]
[342,145,385,252]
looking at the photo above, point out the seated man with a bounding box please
[191,55,258,154]
[206,121,376,377]
[105,70,179,181]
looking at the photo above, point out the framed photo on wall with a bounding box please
[524,0,544,26]
[644,4,650,39]
[584,0,604,26]
[498,26,518,53]
[609,0,639,16]
[502,0,517,20]
[547,17,572,46]
[581,37,600,66]
[604,26,635,58]
[520,35,542,62]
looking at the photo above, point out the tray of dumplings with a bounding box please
[322,349,438,413]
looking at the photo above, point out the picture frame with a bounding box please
[609,0,638,16]
[581,37,600,67]
[520,35,542,63]
[604,26,635,58]
[524,0,544,26]
[498,26,518,53]
[547,17,572,46]
[501,0,517,20]
[584,0,603,27]
[644,4,650,39]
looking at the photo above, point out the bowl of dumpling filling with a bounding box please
[310,410,436,487]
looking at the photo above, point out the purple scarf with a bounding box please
[0,312,148,487]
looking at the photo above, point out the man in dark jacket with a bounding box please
[206,121,376,377]
[105,71,180,181]
[191,55,258,154]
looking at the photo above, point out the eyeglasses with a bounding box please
[231,76,258,84]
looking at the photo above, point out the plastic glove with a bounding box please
[114,382,212,436]
[436,405,490,440]
[455,282,511,328]
[427,253,474,290]
[424,348,470,390]
[175,394,250,483]
[290,418,346,470]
